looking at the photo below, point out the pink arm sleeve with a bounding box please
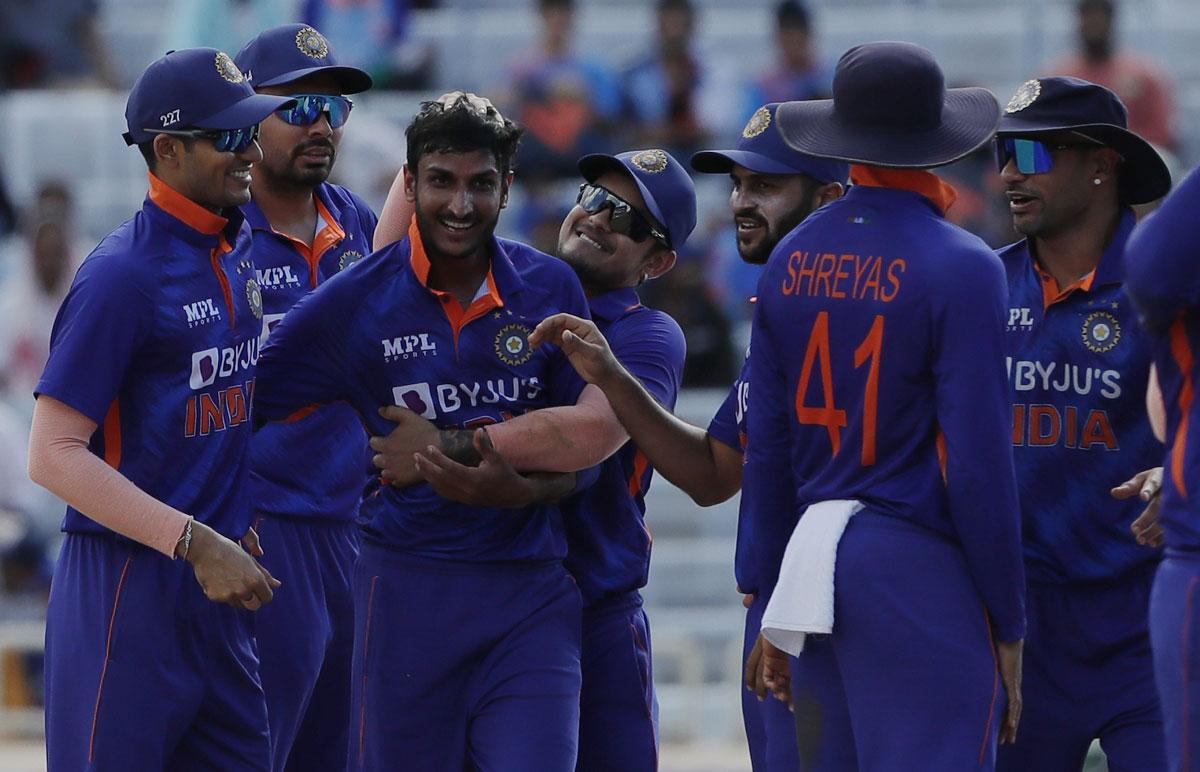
[373,170,414,251]
[27,396,190,558]
[487,384,629,472]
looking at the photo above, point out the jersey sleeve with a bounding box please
[253,268,360,425]
[1125,165,1200,330]
[931,250,1027,642]
[742,289,797,601]
[35,250,153,424]
[543,269,593,408]
[606,310,686,411]
[351,191,380,245]
[708,356,748,452]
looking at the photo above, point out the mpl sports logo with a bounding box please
[256,266,303,291]
[183,298,222,328]
[382,334,438,362]
[1007,307,1034,332]
[189,338,260,390]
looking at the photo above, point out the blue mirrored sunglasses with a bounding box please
[151,124,261,154]
[994,137,1101,174]
[276,94,354,129]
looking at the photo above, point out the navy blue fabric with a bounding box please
[235,24,372,94]
[741,595,800,772]
[1149,554,1200,772]
[577,150,697,250]
[691,102,849,184]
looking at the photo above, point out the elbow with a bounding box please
[688,479,740,508]
[27,441,53,491]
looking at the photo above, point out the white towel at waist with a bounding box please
[761,499,864,656]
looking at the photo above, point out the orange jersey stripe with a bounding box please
[1170,318,1195,498]
[102,400,122,469]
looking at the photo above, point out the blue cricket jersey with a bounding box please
[999,209,1162,584]
[1125,165,1200,554]
[37,174,263,541]
[708,348,753,592]
[742,171,1026,642]
[562,287,685,606]
[253,223,591,562]
[244,182,377,523]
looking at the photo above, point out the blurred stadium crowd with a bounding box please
[0,0,1195,748]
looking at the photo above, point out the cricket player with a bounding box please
[28,48,291,771]
[251,96,592,771]
[746,42,1026,769]
[234,24,376,772]
[1121,164,1200,772]
[992,76,1172,772]
[371,146,696,771]
[525,102,848,772]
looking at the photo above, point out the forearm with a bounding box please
[600,366,741,505]
[486,385,628,472]
[28,396,189,558]
[373,171,413,250]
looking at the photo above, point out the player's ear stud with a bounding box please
[1093,178,1102,186]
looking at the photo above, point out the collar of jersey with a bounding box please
[1026,206,1135,307]
[589,286,642,324]
[242,182,345,235]
[145,173,244,248]
[406,216,521,305]
[849,165,958,215]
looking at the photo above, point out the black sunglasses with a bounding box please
[576,183,669,247]
[150,124,261,154]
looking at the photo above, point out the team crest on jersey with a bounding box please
[245,279,263,320]
[743,107,771,139]
[1005,79,1041,113]
[296,26,329,59]
[495,323,533,366]
[631,149,669,174]
[1081,310,1120,353]
[214,52,244,83]
[339,250,364,271]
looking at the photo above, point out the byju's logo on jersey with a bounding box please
[183,298,222,328]
[1082,311,1121,353]
[382,334,438,362]
[392,383,437,419]
[1007,307,1034,332]
[189,339,260,390]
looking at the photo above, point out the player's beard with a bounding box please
[262,139,336,188]
[740,198,815,265]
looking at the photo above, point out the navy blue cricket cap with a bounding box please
[236,24,372,94]
[123,48,293,146]
[577,149,698,250]
[997,76,1170,204]
[691,103,849,185]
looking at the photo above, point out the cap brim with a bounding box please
[775,87,1000,169]
[691,150,804,176]
[577,154,671,246]
[194,93,295,130]
[255,65,373,94]
[995,121,1171,204]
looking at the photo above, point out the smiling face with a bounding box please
[256,73,344,188]
[167,132,262,211]
[405,148,505,262]
[556,169,673,295]
[1000,132,1117,239]
[728,164,822,264]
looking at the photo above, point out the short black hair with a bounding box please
[137,135,194,172]
[777,0,811,30]
[404,97,524,179]
[1078,0,1115,18]
[538,0,572,11]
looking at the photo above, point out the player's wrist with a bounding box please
[439,428,483,466]
[182,521,219,567]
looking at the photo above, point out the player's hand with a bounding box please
[241,526,264,557]
[529,313,624,388]
[185,521,280,611]
[413,429,539,508]
[1112,467,1164,547]
[996,638,1024,745]
[742,592,755,609]
[759,635,793,710]
[371,406,442,487]
[435,91,503,122]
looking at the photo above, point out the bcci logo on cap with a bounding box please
[1082,311,1121,353]
[494,324,533,366]
[296,26,330,60]
[743,107,771,139]
[214,52,245,83]
[392,383,437,419]
[1005,79,1041,114]
[631,149,669,174]
[245,279,263,320]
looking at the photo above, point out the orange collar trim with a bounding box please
[850,165,958,215]
[1036,262,1097,310]
[407,215,504,318]
[147,173,227,235]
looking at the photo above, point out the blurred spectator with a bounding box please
[620,0,710,158]
[742,1,833,122]
[499,0,620,182]
[165,0,295,54]
[303,0,435,89]
[0,0,119,89]
[0,182,82,406]
[1048,0,1177,150]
